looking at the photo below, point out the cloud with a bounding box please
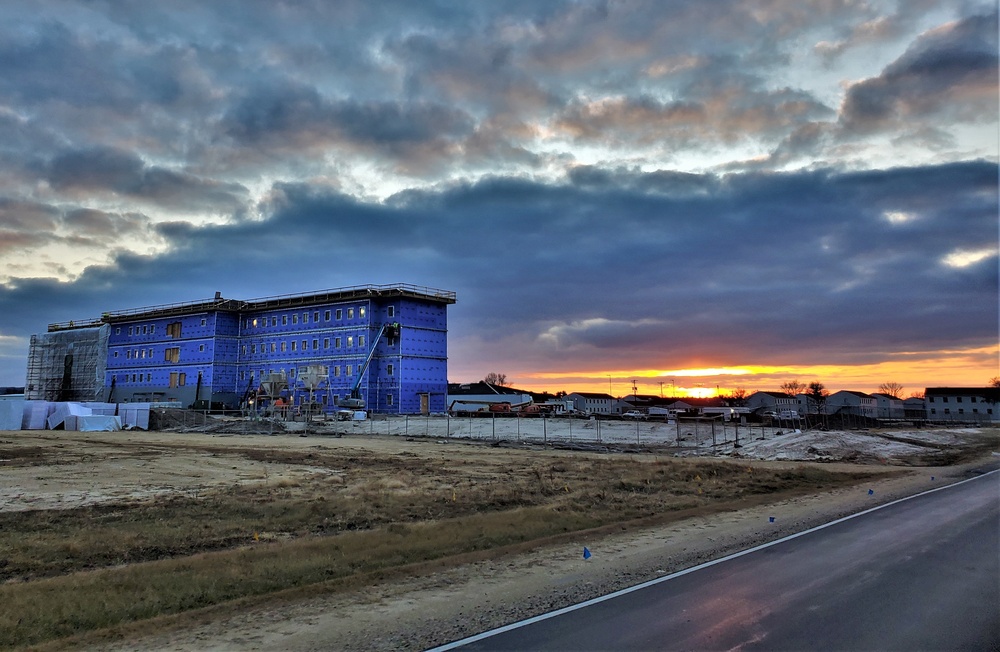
[538,318,670,350]
[45,146,249,214]
[0,198,60,232]
[218,82,477,176]
[840,11,999,133]
[62,208,148,238]
[554,87,832,149]
[2,159,994,382]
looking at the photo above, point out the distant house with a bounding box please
[826,390,877,418]
[745,391,798,414]
[871,393,905,419]
[566,392,619,415]
[924,387,999,423]
[903,396,926,419]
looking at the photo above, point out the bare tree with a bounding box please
[909,390,925,399]
[730,387,748,406]
[805,381,829,425]
[483,372,508,387]
[990,376,1000,388]
[878,382,904,399]
[780,380,806,397]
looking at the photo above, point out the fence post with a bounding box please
[543,416,547,444]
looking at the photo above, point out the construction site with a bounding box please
[14,285,455,432]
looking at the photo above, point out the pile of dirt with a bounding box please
[149,409,287,435]
[191,418,287,435]
[148,408,209,431]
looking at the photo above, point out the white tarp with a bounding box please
[76,415,122,431]
[0,396,25,430]
[22,401,53,429]
[80,402,118,416]
[18,401,150,430]
[46,402,92,429]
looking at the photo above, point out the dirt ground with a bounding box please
[3,425,997,651]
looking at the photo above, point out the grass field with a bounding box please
[0,432,890,649]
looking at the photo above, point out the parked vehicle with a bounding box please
[622,410,648,420]
[778,410,799,419]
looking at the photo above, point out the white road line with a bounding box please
[427,468,999,651]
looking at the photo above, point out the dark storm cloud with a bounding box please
[840,11,999,132]
[219,83,476,174]
[0,17,215,115]
[1,160,994,381]
[45,146,249,213]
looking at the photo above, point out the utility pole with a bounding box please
[631,379,638,398]
[659,381,664,397]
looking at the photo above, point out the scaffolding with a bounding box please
[25,325,109,401]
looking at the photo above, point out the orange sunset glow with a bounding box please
[514,345,999,397]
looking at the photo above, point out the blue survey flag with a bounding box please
[583,547,592,559]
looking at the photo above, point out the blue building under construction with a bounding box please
[25,284,456,414]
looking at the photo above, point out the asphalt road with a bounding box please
[436,469,1000,651]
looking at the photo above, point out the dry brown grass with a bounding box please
[0,439,884,649]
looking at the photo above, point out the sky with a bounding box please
[0,0,997,398]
